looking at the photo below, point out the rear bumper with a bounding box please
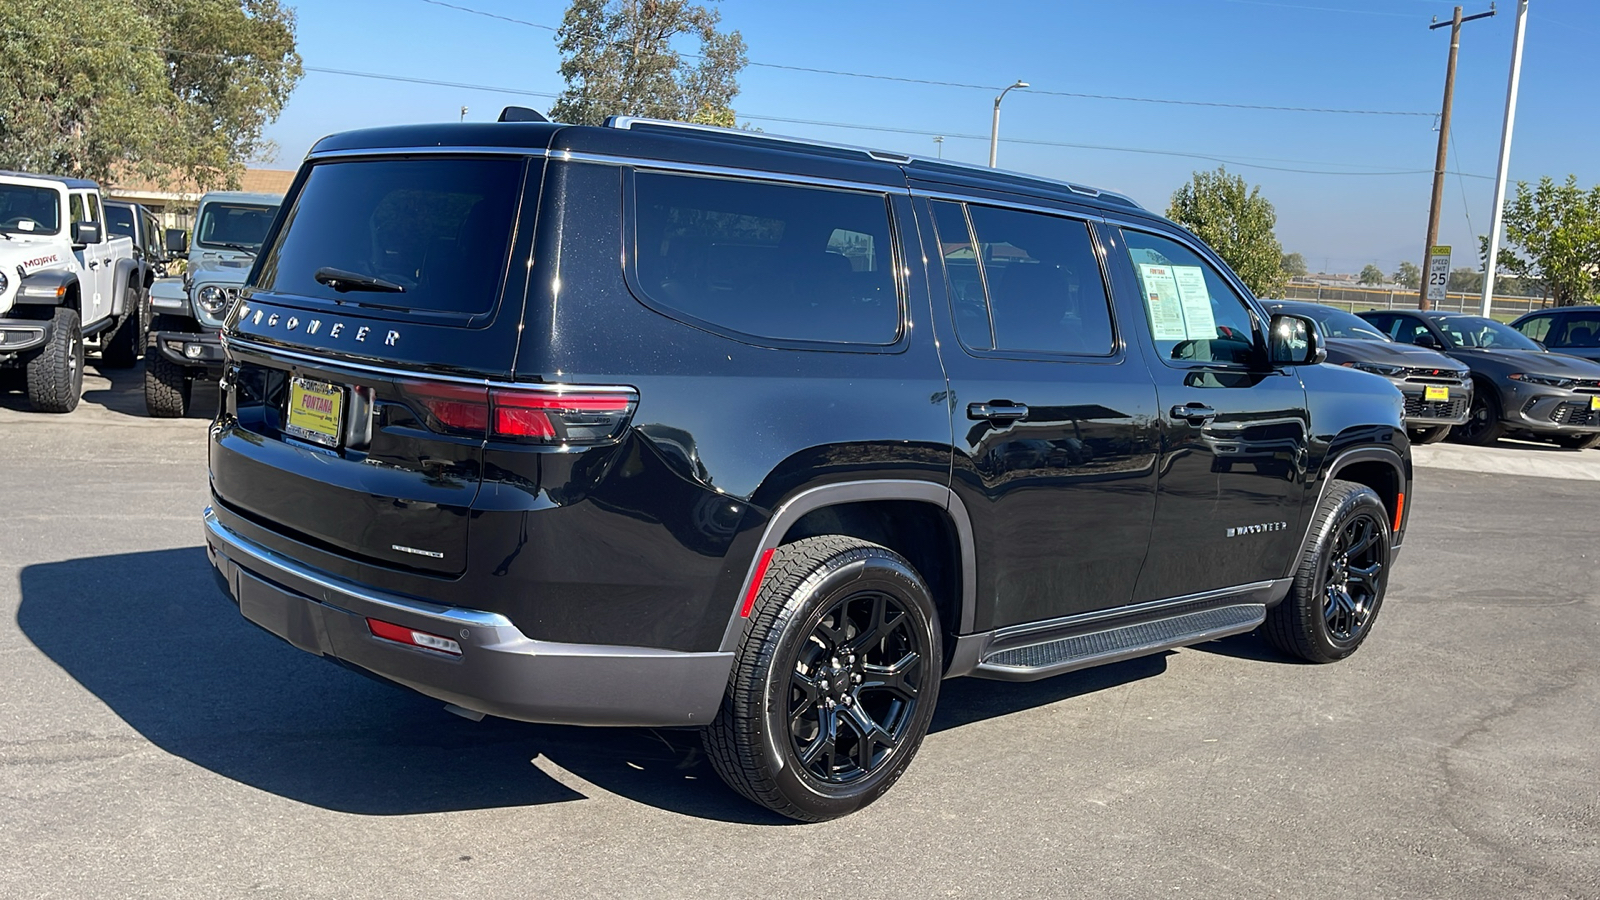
[0,317,51,354]
[203,506,732,727]
[155,330,225,371]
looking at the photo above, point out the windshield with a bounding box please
[196,202,279,251]
[105,205,136,240]
[1285,304,1389,341]
[254,156,526,317]
[0,183,62,235]
[1433,316,1543,351]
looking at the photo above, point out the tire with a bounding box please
[1264,480,1391,663]
[24,307,83,413]
[703,536,942,822]
[1551,433,1600,450]
[1411,425,1452,445]
[143,340,191,418]
[100,281,146,368]
[1451,385,1505,446]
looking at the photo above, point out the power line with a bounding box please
[413,0,1434,117]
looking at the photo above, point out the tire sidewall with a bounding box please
[757,552,942,820]
[1306,487,1391,657]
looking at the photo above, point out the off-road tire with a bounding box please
[24,307,83,413]
[1264,480,1391,663]
[703,536,942,822]
[100,281,146,368]
[1411,425,1452,445]
[1451,385,1505,446]
[143,317,192,418]
[1551,433,1600,451]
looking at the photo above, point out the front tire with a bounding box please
[1411,425,1452,445]
[24,307,83,413]
[143,319,192,418]
[1264,480,1391,663]
[1552,433,1600,450]
[703,536,942,822]
[1452,386,1505,446]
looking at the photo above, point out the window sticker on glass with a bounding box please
[1170,266,1216,338]
[1138,264,1189,341]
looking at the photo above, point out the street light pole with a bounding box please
[988,80,1029,168]
[1481,0,1529,317]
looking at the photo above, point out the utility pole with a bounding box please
[933,135,944,159]
[1481,0,1529,316]
[988,80,1029,168]
[1419,5,1496,310]
[460,106,469,122]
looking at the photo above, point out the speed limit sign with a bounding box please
[1426,246,1451,303]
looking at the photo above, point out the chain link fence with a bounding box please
[1277,284,1551,321]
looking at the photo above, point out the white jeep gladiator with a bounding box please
[0,171,142,412]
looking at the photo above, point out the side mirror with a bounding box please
[1533,339,1548,351]
[165,228,189,255]
[1268,313,1325,366]
[70,220,102,247]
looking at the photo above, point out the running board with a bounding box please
[972,603,1265,682]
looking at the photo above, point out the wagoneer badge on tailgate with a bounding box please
[239,304,401,347]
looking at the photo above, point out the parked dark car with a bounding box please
[1359,309,1600,449]
[203,114,1413,821]
[1262,300,1470,443]
[1510,306,1600,365]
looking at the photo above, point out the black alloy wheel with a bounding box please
[704,535,941,821]
[1264,479,1391,663]
[1452,386,1505,445]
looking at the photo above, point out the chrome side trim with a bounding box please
[716,479,977,653]
[223,337,635,393]
[606,115,911,163]
[204,506,516,630]
[989,579,1289,643]
[307,146,550,161]
[555,151,909,196]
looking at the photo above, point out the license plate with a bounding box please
[1424,385,1450,402]
[286,377,344,447]
[1592,395,1600,411]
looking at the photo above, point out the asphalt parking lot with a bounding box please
[3,365,1598,900]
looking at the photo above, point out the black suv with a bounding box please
[203,116,1412,821]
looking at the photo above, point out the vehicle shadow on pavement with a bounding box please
[19,548,1161,825]
[79,364,220,419]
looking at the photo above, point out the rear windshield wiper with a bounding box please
[314,267,406,294]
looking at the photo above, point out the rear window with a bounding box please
[255,157,526,317]
[632,171,900,345]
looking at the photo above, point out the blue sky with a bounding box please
[263,0,1600,275]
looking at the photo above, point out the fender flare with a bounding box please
[716,479,978,653]
[1293,444,1410,565]
[13,269,79,307]
[111,257,140,316]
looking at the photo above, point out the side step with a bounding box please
[972,603,1265,682]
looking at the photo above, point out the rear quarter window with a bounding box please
[630,171,901,346]
[254,156,528,319]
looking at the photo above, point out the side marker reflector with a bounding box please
[1393,491,1405,531]
[367,617,463,655]
[740,548,776,618]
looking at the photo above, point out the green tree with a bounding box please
[1281,251,1308,278]
[1167,167,1284,297]
[1392,260,1421,289]
[1491,175,1600,306]
[0,0,300,189]
[1447,268,1483,293]
[1358,264,1385,285]
[551,0,748,127]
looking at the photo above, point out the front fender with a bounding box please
[14,269,78,306]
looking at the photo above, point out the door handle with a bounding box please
[87,260,99,269]
[103,257,112,266]
[967,402,1029,421]
[1170,404,1217,424]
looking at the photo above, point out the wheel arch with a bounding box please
[717,480,977,654]
[1302,445,1410,561]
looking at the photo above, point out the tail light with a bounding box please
[400,380,637,445]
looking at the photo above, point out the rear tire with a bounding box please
[24,307,83,413]
[1264,480,1391,663]
[1411,425,1452,445]
[1552,433,1600,450]
[100,281,146,368]
[1451,387,1505,446]
[703,536,942,822]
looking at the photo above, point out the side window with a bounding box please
[632,172,899,345]
[1392,318,1434,346]
[1360,313,1395,338]
[1123,229,1257,365]
[928,200,992,349]
[69,193,86,224]
[965,205,1114,355]
[1513,315,1552,343]
[86,193,102,224]
[1551,315,1600,348]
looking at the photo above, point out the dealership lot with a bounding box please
[2,366,1597,899]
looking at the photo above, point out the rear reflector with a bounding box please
[366,617,463,655]
[400,381,637,445]
[739,547,776,618]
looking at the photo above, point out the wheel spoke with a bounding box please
[1347,562,1381,591]
[798,707,838,770]
[860,650,920,700]
[839,700,896,770]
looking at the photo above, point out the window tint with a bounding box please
[1124,230,1257,364]
[1549,314,1600,348]
[633,172,899,345]
[196,203,278,251]
[255,157,525,317]
[1303,306,1389,341]
[69,193,85,224]
[964,205,1114,355]
[86,193,102,224]
[1384,316,1435,346]
[929,200,992,348]
[105,205,136,239]
[1431,315,1542,351]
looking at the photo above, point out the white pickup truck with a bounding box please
[0,171,142,412]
